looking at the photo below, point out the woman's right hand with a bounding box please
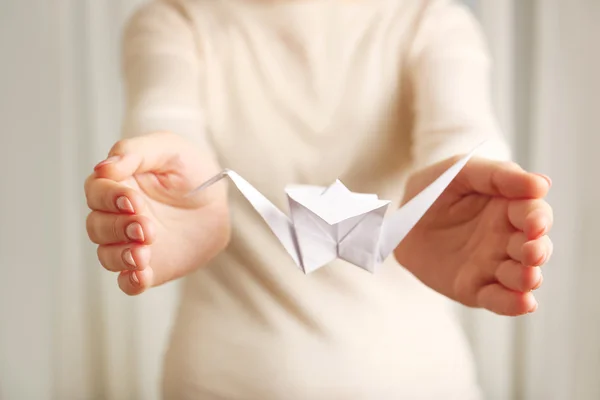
[84,131,231,295]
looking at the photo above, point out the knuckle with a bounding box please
[529,198,543,208]
[521,272,536,291]
[84,177,97,209]
[510,231,526,246]
[509,161,521,169]
[109,139,130,156]
[112,215,124,241]
[83,175,93,196]
[518,277,527,291]
[96,247,109,270]
[525,199,546,216]
[104,186,117,211]
[86,213,97,241]
[120,281,140,296]
[89,192,104,212]
[532,198,549,211]
[97,246,119,272]
[85,193,93,210]
[502,160,521,171]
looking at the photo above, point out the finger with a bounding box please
[461,158,551,199]
[495,260,543,292]
[477,283,538,316]
[118,268,154,296]
[507,232,528,263]
[508,199,554,239]
[86,212,155,245]
[506,233,553,266]
[93,132,190,181]
[522,235,553,266]
[97,243,151,272]
[84,176,146,214]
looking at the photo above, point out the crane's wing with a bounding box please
[377,144,483,262]
[187,169,302,268]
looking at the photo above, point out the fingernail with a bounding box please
[534,223,548,239]
[535,251,548,266]
[532,274,543,290]
[126,222,144,242]
[130,271,139,286]
[541,219,549,235]
[94,155,120,170]
[529,302,538,313]
[535,173,552,186]
[122,248,136,268]
[116,196,134,213]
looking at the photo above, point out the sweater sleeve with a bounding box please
[407,0,512,170]
[120,0,208,147]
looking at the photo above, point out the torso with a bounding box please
[161,0,482,398]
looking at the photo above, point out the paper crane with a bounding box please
[188,145,481,273]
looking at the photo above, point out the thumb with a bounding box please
[93,132,190,181]
[460,157,551,199]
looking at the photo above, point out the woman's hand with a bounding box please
[84,131,230,295]
[394,156,553,316]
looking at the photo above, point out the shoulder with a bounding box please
[122,0,204,59]
[408,0,487,52]
[124,0,198,36]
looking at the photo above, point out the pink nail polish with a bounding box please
[532,274,543,290]
[94,155,120,170]
[535,173,552,186]
[125,222,144,242]
[532,224,547,240]
[529,303,538,313]
[130,271,140,286]
[122,249,136,268]
[116,196,134,213]
[535,251,548,266]
[541,221,548,235]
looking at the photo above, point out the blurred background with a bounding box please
[1,0,598,399]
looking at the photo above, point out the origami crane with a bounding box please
[189,146,481,274]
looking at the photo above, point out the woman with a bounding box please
[85,0,553,398]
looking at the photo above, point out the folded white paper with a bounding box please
[189,144,482,273]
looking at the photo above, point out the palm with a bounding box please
[397,189,510,303]
[87,132,231,295]
[125,151,229,285]
[125,178,219,283]
[394,157,553,316]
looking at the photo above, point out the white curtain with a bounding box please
[1,1,180,399]
[521,1,600,399]
[1,0,598,399]
[464,1,600,399]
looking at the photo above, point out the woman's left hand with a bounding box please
[394,157,553,316]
